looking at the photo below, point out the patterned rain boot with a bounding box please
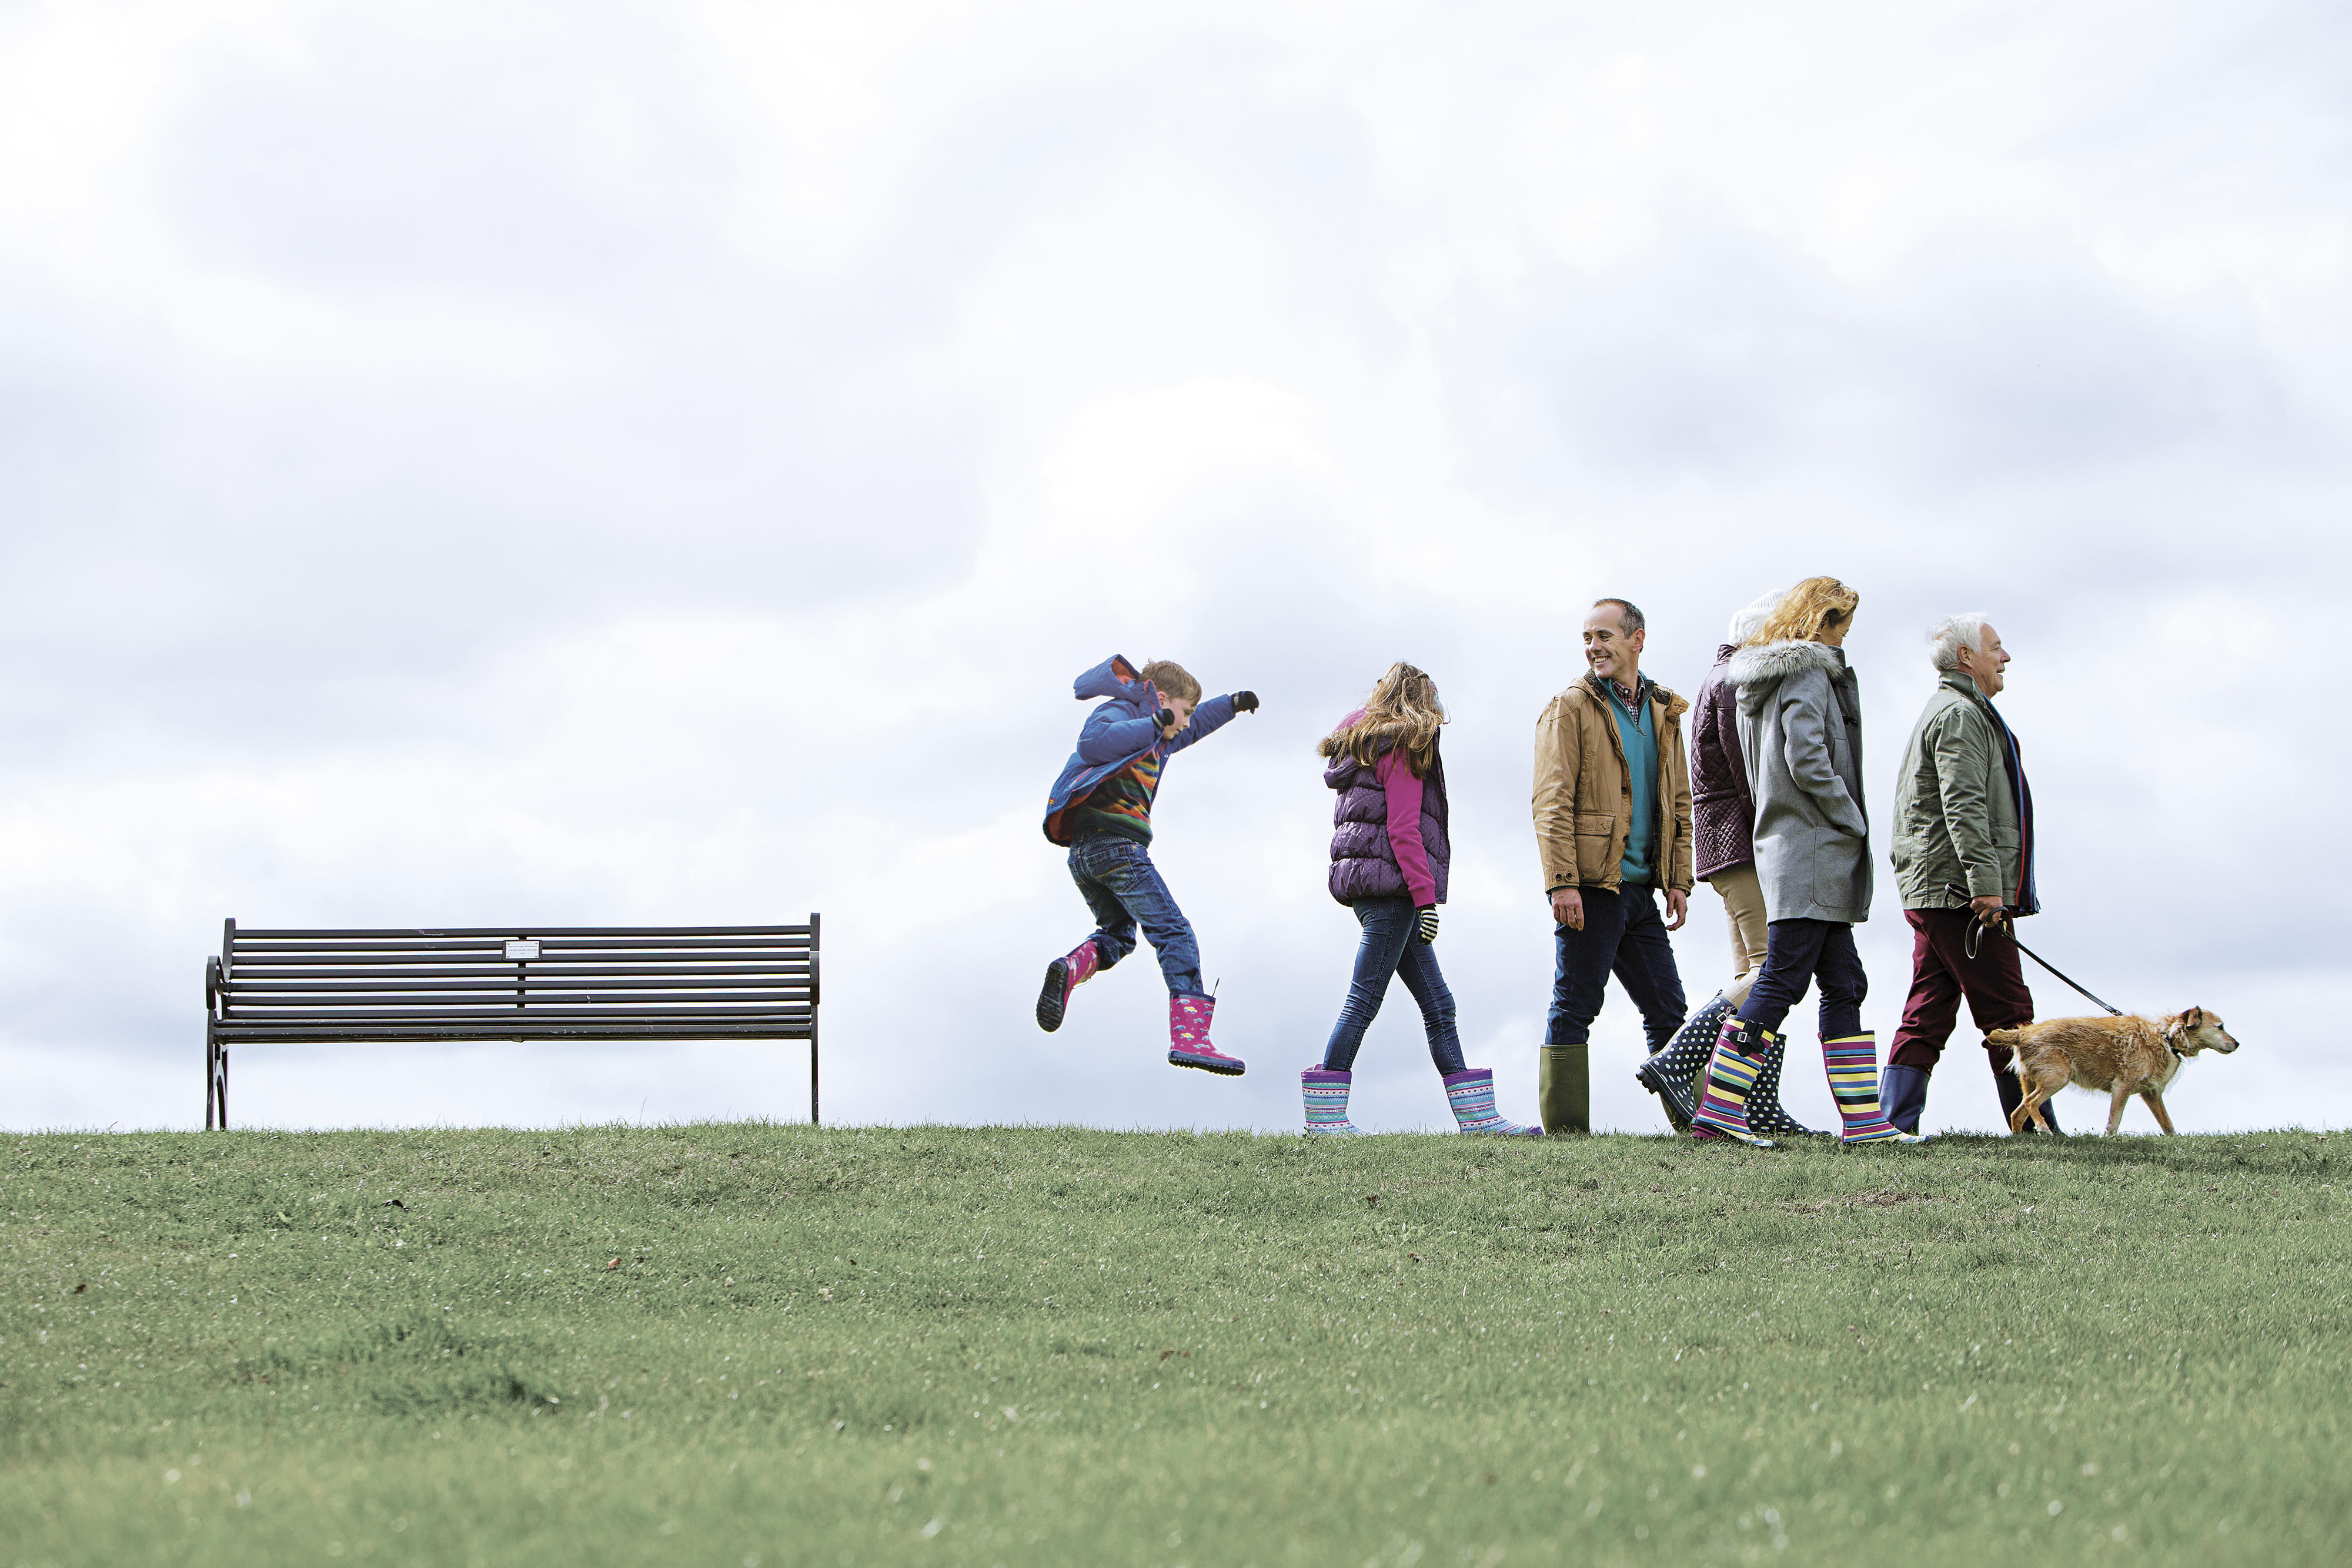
[1822,1033,1924,1144]
[1636,993,1735,1131]
[1167,993,1245,1076]
[1302,1069,1360,1134]
[1690,1017,1778,1147]
[1443,1068,1543,1136]
[1035,938,1101,1032]
[1746,1029,1822,1138]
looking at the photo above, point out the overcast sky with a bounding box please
[4,0,2346,1136]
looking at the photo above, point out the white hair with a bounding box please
[1728,590,1783,644]
[1927,613,1993,672]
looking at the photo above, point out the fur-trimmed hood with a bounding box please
[1728,638,1843,687]
[1730,639,1846,716]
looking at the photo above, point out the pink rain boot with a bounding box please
[1168,994,1245,1076]
[1035,939,1100,1032]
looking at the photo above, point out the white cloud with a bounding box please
[1,0,2346,1136]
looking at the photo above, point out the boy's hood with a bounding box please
[1073,654,1148,705]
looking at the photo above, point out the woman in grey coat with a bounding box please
[1689,577,1916,1146]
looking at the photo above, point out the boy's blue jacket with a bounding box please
[1042,654,1240,845]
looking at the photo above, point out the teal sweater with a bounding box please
[1609,690,1658,887]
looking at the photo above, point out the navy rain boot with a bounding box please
[1881,1064,1931,1137]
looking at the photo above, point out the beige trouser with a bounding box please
[1708,864,1770,1008]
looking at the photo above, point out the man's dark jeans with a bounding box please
[1321,897,1466,1074]
[1736,918,1866,1041]
[1546,883,1686,1051]
[1067,834,1204,997]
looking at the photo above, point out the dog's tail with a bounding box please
[1985,1027,2025,1077]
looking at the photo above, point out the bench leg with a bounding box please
[206,1036,228,1131]
[810,1029,820,1127]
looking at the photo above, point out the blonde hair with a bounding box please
[1134,660,1201,703]
[1318,663,1447,777]
[1746,577,1859,646]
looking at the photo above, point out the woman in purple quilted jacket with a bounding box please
[1304,664,1540,1138]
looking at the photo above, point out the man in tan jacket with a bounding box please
[1531,599,1695,1134]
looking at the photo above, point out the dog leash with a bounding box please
[1945,883,2123,1018]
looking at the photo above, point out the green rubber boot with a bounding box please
[1539,1045,1590,1135]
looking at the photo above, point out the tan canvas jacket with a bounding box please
[1532,674,1695,895]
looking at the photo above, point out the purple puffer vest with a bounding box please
[1325,735,1451,906]
[1690,643,1755,878]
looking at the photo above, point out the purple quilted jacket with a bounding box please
[1690,643,1755,878]
[1325,718,1451,907]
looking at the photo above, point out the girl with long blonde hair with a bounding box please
[1303,663,1540,1138]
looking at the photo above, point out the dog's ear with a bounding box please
[2183,1006,2206,1028]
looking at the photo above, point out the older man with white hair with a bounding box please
[1885,614,2057,1135]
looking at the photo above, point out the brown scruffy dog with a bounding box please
[1986,1008,2240,1135]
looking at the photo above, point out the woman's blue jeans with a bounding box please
[1321,897,1465,1074]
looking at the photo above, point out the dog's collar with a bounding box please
[2161,1018,2190,1057]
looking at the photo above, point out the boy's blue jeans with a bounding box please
[1067,834,1205,998]
[1320,897,1466,1074]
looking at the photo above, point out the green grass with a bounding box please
[4,1124,2347,1567]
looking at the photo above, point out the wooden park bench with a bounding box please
[203,917,820,1129]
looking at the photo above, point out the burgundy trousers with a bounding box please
[1888,907,2034,1074]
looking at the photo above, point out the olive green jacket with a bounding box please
[1890,671,2023,910]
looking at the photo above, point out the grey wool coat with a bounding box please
[1729,638,1873,924]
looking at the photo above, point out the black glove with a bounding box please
[1415,907,1439,944]
[1233,690,1259,713]
[1154,707,1179,735]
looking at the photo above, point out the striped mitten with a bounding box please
[1690,1017,1778,1146]
[1821,1032,1921,1144]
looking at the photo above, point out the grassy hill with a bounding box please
[4,1123,2347,1566]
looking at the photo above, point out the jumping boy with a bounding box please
[1038,655,1259,1075]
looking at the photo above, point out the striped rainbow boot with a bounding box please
[1822,1032,1923,1144]
[1301,1069,1360,1135]
[1690,1016,1778,1147]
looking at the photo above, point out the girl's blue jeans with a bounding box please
[1321,897,1465,1074]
